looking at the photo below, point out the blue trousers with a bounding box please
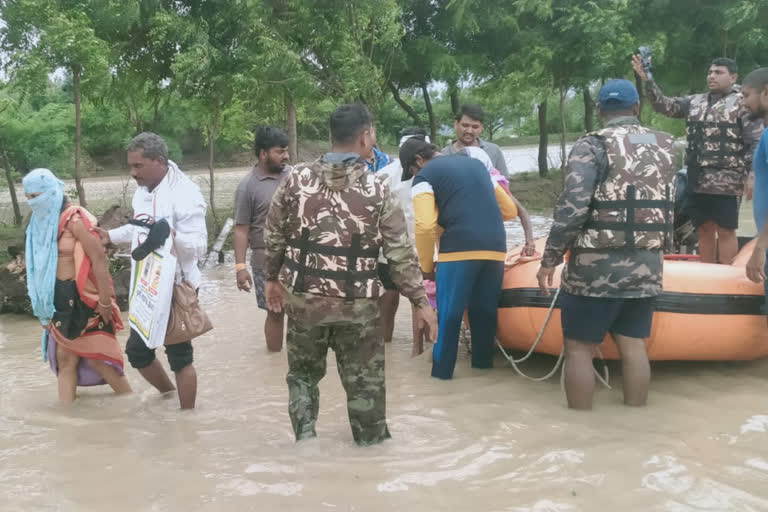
[432,260,505,380]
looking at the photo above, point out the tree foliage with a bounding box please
[0,0,767,219]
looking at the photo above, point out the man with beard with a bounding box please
[442,104,509,178]
[234,126,291,352]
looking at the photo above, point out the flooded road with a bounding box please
[2,219,768,511]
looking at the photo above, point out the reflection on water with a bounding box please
[1,217,768,511]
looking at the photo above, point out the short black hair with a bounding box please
[329,103,372,145]
[253,126,289,157]
[711,57,738,74]
[399,135,438,180]
[455,104,485,123]
[127,132,168,163]
[400,126,428,138]
[743,67,768,92]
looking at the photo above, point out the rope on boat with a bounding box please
[496,287,612,389]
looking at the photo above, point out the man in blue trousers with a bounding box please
[400,136,521,379]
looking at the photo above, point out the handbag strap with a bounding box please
[152,186,186,281]
[169,233,187,281]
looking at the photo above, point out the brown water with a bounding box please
[3,218,768,511]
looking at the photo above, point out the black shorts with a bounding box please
[560,292,656,344]
[377,263,397,291]
[689,193,739,230]
[125,329,194,373]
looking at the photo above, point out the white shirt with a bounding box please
[378,159,416,264]
[379,159,415,239]
[109,161,208,288]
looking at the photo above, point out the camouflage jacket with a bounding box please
[542,117,666,298]
[264,153,428,323]
[646,81,764,195]
[573,124,676,251]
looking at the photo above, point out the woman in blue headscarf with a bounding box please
[24,168,131,404]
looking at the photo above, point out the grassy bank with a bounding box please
[509,169,563,214]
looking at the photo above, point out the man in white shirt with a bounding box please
[377,127,430,349]
[98,133,208,409]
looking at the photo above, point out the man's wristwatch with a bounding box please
[235,263,248,272]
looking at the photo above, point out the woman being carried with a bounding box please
[24,168,131,404]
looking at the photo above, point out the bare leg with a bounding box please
[613,334,650,407]
[716,227,738,265]
[175,364,197,410]
[56,344,79,404]
[265,310,285,352]
[563,338,596,410]
[379,290,400,343]
[87,359,132,394]
[698,222,717,263]
[137,359,176,394]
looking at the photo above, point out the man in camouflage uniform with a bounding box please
[632,55,764,263]
[536,80,677,410]
[263,103,437,446]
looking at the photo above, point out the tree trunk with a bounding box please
[72,65,87,207]
[450,87,460,117]
[208,101,220,230]
[285,94,298,162]
[583,88,594,133]
[151,94,160,132]
[0,138,22,226]
[421,82,437,143]
[537,101,548,177]
[388,82,422,125]
[488,122,503,142]
[635,74,644,124]
[559,85,567,172]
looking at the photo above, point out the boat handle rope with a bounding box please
[495,287,612,390]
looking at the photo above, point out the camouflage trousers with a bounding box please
[286,317,391,446]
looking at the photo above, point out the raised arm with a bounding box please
[632,55,691,119]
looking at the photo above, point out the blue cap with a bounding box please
[598,79,639,111]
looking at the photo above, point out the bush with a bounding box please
[2,102,75,176]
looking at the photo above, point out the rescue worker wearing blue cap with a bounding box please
[537,79,677,410]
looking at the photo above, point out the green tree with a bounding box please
[513,0,634,172]
[1,1,112,207]
[167,0,259,226]
[0,99,22,226]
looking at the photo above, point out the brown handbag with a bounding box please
[164,238,213,345]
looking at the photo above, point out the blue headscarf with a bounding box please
[23,168,66,328]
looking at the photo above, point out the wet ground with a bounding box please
[2,217,768,511]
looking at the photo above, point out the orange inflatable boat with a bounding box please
[497,239,768,361]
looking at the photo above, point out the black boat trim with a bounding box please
[498,288,765,316]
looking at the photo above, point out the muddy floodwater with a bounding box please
[2,216,768,511]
